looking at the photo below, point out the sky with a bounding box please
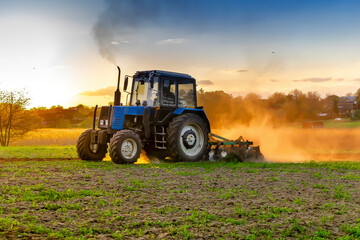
[0,0,360,108]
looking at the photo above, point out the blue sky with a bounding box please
[0,0,360,107]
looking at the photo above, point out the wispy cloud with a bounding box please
[157,38,184,44]
[79,86,114,96]
[270,79,279,82]
[111,40,129,45]
[224,69,248,73]
[293,77,332,83]
[353,78,360,82]
[197,80,214,86]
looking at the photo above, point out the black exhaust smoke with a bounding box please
[114,66,121,106]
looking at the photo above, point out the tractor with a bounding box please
[76,67,263,164]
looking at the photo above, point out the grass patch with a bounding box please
[0,146,78,159]
[323,119,360,128]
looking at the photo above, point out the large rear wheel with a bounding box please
[167,113,209,162]
[76,129,107,161]
[109,130,142,164]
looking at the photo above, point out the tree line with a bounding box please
[0,90,94,146]
[197,88,360,128]
[1,88,360,146]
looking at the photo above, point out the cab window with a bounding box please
[162,79,176,106]
[178,82,195,108]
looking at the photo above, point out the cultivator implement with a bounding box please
[208,133,264,162]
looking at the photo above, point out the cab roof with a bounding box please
[134,70,193,79]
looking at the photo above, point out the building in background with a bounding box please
[337,96,358,117]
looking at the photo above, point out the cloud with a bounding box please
[157,38,184,44]
[111,40,129,45]
[79,86,115,96]
[224,69,248,73]
[197,80,214,86]
[270,79,279,82]
[353,78,360,82]
[293,77,332,83]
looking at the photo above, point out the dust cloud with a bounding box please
[214,125,360,162]
[198,89,360,162]
[135,151,150,164]
[134,125,360,164]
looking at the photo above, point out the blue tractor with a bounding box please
[76,67,263,164]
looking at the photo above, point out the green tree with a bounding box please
[355,88,360,104]
[268,92,287,108]
[325,94,339,114]
[0,89,34,146]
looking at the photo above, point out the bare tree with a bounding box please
[0,89,32,146]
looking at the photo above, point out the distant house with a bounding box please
[337,96,358,116]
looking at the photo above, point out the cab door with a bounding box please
[153,77,177,124]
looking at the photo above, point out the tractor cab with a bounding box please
[127,70,196,109]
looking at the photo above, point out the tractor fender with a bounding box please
[172,108,211,132]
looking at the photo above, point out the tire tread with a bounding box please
[167,113,209,162]
[76,129,107,161]
[109,130,142,164]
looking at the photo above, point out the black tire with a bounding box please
[109,130,142,164]
[167,113,209,162]
[76,129,107,161]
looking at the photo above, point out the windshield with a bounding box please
[131,78,159,106]
[178,82,195,108]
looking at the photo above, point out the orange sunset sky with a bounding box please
[1,0,360,108]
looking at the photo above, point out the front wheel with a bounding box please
[109,130,142,164]
[76,129,107,161]
[167,113,209,162]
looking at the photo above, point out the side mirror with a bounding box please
[124,76,129,91]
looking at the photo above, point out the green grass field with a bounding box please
[0,146,78,159]
[1,160,360,239]
[290,119,360,129]
[323,119,360,128]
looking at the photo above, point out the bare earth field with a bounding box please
[1,160,360,239]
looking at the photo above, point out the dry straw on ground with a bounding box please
[12,128,85,146]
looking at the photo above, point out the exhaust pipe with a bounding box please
[114,66,121,106]
[93,105,98,130]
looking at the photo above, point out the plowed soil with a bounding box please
[1,160,360,239]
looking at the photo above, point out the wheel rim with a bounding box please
[180,123,204,157]
[121,138,137,159]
